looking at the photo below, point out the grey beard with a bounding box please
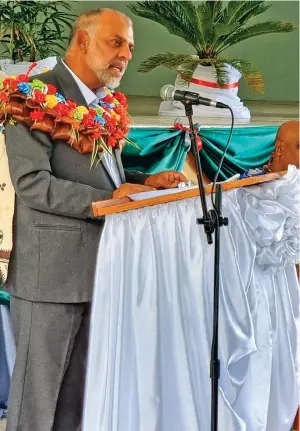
[94,69,122,89]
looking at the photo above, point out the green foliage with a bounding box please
[0,1,77,63]
[128,0,296,92]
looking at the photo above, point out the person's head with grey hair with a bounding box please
[65,8,134,90]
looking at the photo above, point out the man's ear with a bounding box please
[77,30,90,53]
[275,139,284,156]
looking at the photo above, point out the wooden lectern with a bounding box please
[91,171,285,217]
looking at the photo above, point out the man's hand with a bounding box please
[145,171,188,189]
[113,183,156,200]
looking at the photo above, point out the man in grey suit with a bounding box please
[4,8,187,431]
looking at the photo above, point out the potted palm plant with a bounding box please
[0,0,76,64]
[128,0,296,119]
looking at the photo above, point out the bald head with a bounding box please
[269,120,299,172]
[276,120,299,144]
[68,9,132,47]
[66,9,134,90]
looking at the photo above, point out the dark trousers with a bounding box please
[6,296,91,431]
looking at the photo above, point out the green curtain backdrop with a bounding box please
[123,126,279,180]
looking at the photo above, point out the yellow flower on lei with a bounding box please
[73,106,89,121]
[105,87,113,96]
[75,106,89,115]
[45,95,58,108]
[110,111,120,121]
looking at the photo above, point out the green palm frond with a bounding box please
[220,1,271,27]
[230,62,264,93]
[138,53,200,74]
[176,1,207,51]
[128,1,202,52]
[216,20,296,52]
[195,2,214,51]
[214,58,264,92]
[128,0,296,94]
[209,1,272,50]
[174,1,199,29]
[138,52,215,84]
[211,0,223,22]
[139,52,265,93]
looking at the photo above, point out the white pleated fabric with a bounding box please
[84,166,300,431]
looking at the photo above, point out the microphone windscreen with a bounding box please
[160,85,175,101]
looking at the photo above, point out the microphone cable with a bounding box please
[210,106,235,213]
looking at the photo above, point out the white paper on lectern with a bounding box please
[128,185,198,201]
[128,175,242,201]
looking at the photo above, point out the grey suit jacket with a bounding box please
[4,60,148,303]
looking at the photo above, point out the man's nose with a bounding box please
[118,44,132,61]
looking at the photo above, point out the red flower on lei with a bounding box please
[33,90,46,104]
[55,103,72,116]
[16,74,30,84]
[114,91,128,108]
[103,95,114,104]
[0,92,9,102]
[47,84,57,95]
[2,78,18,90]
[82,114,95,128]
[30,109,45,121]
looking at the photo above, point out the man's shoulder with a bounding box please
[30,68,59,86]
[29,60,77,100]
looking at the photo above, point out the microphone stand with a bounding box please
[184,102,228,431]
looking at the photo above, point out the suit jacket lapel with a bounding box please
[52,60,88,107]
[53,59,117,184]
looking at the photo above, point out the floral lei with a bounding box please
[0,62,137,167]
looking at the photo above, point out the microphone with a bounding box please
[160,85,228,109]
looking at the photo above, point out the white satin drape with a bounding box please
[84,166,300,431]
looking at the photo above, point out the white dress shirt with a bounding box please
[61,60,122,188]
